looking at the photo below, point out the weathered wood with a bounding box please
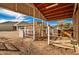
[73,4,79,46]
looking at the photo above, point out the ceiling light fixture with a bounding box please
[46,3,58,9]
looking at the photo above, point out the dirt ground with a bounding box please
[0,31,19,39]
[0,31,78,55]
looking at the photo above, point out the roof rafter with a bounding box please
[45,9,73,17]
[43,4,73,14]
[46,12,73,18]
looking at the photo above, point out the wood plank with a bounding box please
[4,43,19,51]
[52,43,74,49]
[43,4,73,14]
[34,3,50,9]
[45,9,73,17]
[48,15,72,20]
[0,42,6,50]
[46,12,73,19]
[40,3,67,11]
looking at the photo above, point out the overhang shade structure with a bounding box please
[33,3,74,45]
[33,3,74,21]
[0,3,74,21]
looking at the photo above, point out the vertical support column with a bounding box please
[33,8,35,41]
[52,29,53,36]
[41,20,44,37]
[19,28,24,38]
[56,26,59,37]
[73,4,79,46]
[47,22,50,45]
[16,26,18,31]
[39,25,41,37]
[24,26,27,37]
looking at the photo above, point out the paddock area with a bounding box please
[0,3,79,55]
[0,31,79,55]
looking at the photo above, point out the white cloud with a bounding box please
[0,8,33,23]
[0,16,26,23]
[0,19,8,23]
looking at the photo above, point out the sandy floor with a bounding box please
[0,31,78,55]
[0,31,19,39]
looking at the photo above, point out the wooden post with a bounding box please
[24,26,27,37]
[39,26,41,37]
[57,26,59,37]
[42,20,44,37]
[33,8,35,41]
[47,22,50,45]
[73,4,79,46]
[16,26,18,31]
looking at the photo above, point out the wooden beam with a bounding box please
[45,8,73,17]
[48,15,72,19]
[47,14,72,19]
[46,12,73,18]
[40,3,67,11]
[48,15,72,20]
[43,4,73,14]
[43,6,73,15]
[35,3,45,7]
[34,3,50,9]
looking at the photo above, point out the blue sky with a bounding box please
[0,8,73,26]
[0,8,43,23]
